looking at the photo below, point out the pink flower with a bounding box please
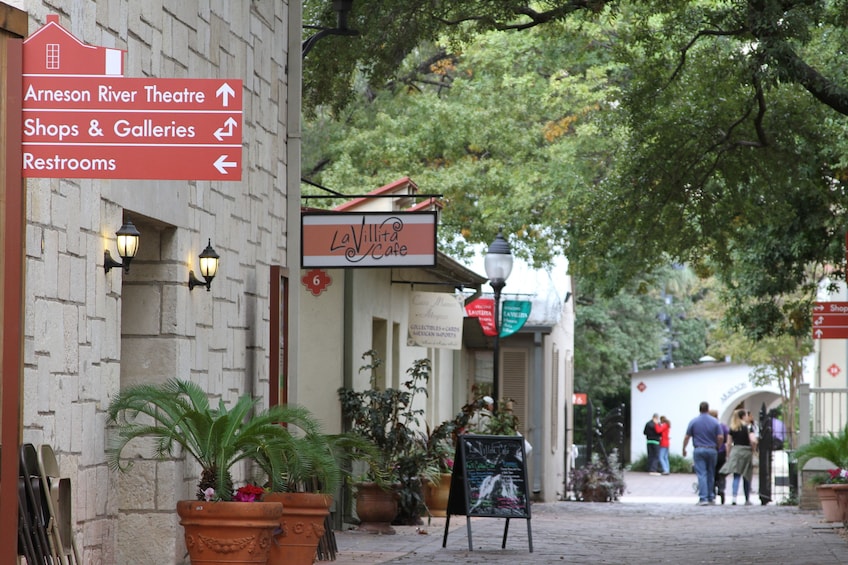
[203,488,216,501]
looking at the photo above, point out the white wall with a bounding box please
[629,363,782,463]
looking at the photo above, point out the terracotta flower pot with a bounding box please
[424,473,453,517]
[816,484,844,522]
[176,500,283,565]
[831,484,848,525]
[264,492,332,565]
[354,482,398,534]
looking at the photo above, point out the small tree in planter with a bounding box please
[338,351,438,526]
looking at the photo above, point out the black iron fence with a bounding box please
[573,400,626,469]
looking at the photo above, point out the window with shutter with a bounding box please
[501,348,528,435]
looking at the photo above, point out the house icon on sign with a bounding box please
[23,14,125,77]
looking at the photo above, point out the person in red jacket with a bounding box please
[655,416,671,475]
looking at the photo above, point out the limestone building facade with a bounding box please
[0,1,302,563]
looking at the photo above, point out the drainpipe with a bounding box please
[286,1,303,402]
[532,330,544,494]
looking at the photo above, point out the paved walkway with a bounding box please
[328,471,848,564]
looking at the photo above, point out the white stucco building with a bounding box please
[630,362,784,462]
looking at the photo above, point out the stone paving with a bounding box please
[328,471,848,564]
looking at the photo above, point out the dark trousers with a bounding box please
[646,442,660,472]
[715,451,727,493]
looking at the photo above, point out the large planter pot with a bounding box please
[831,484,848,525]
[265,492,332,565]
[176,500,283,565]
[354,482,398,535]
[581,486,611,502]
[424,473,453,517]
[816,484,843,522]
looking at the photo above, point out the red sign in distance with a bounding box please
[813,327,848,340]
[22,77,242,180]
[812,314,848,327]
[811,302,848,339]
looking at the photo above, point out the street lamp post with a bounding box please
[485,229,513,414]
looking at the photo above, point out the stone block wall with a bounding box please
[20,1,294,563]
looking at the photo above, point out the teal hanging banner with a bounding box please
[500,300,531,338]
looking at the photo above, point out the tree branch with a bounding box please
[764,40,848,115]
[667,28,748,87]
[435,1,608,32]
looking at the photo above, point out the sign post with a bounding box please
[442,435,533,552]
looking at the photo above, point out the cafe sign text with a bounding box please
[301,211,437,268]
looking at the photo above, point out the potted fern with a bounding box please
[106,378,307,564]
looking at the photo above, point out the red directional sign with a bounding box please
[812,302,848,339]
[22,16,242,181]
[22,77,242,180]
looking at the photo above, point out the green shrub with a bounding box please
[629,453,692,474]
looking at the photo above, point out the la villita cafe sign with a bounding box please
[21,15,242,181]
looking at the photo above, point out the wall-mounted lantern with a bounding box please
[104,221,141,273]
[188,239,220,292]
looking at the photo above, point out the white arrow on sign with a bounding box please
[214,155,238,174]
[815,328,824,338]
[216,82,236,107]
[214,117,239,141]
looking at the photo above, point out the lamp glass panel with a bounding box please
[199,256,219,279]
[116,233,139,259]
[484,253,513,282]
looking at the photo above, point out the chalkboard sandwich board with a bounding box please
[442,434,532,552]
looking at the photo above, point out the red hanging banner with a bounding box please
[465,298,496,336]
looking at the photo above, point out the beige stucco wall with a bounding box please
[20,2,297,563]
[297,268,345,433]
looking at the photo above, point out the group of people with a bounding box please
[643,413,671,475]
[681,401,758,506]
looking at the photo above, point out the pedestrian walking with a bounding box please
[644,413,662,475]
[710,409,729,504]
[655,416,671,475]
[720,408,758,505]
[682,401,724,505]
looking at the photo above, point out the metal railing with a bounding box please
[797,384,848,446]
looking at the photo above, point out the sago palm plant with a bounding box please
[795,424,848,470]
[106,378,318,501]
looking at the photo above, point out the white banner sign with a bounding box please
[407,292,464,350]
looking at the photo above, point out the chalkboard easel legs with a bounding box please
[442,514,474,551]
[442,514,532,553]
